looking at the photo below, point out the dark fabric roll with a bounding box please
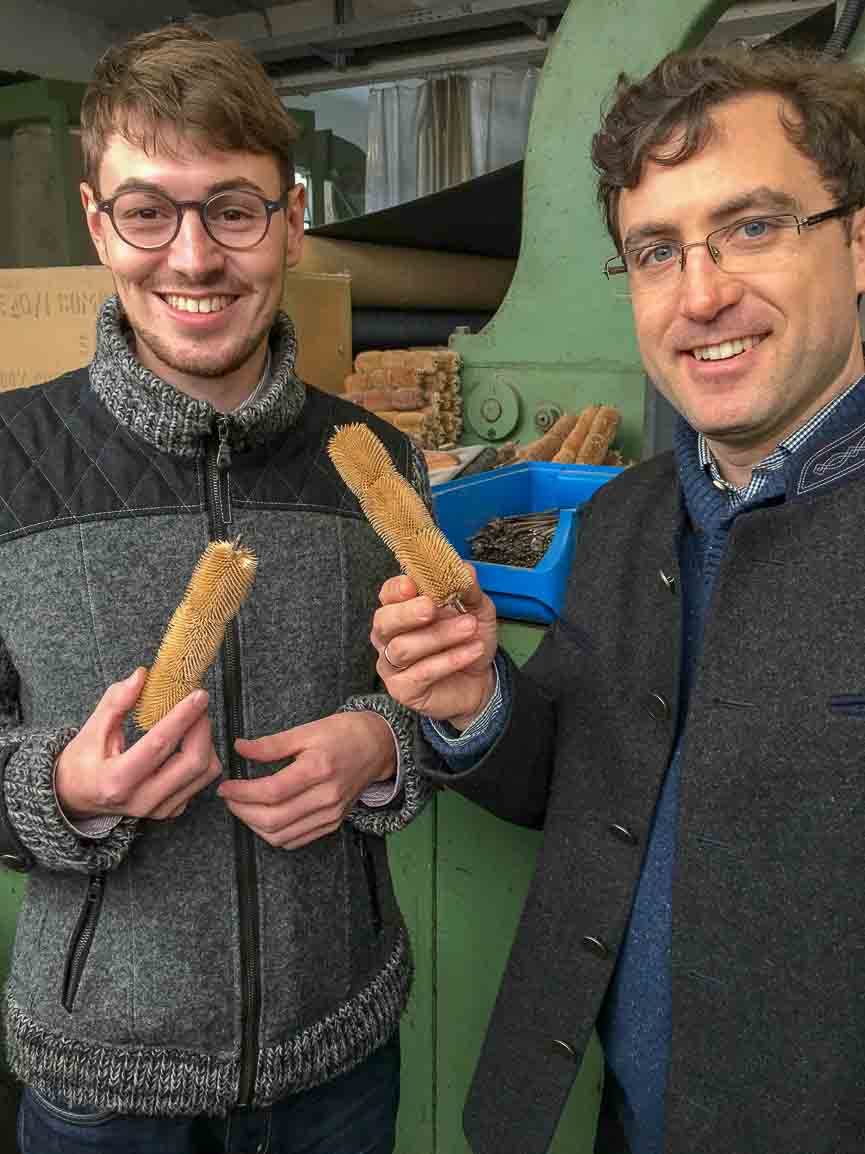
[352,308,492,354]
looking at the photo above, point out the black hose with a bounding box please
[823,0,865,58]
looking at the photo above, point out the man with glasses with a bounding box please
[370,44,865,1154]
[0,23,431,1154]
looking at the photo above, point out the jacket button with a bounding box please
[582,935,610,959]
[609,823,638,846]
[659,569,676,593]
[550,1038,578,1061]
[646,692,670,721]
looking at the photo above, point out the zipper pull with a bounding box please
[216,417,232,471]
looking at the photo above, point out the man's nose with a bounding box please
[678,243,743,321]
[166,208,224,278]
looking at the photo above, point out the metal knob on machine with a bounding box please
[465,377,521,441]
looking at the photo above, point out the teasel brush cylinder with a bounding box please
[134,539,258,731]
[327,423,472,610]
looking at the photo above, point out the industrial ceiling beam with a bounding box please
[702,0,834,43]
[246,0,567,64]
[237,0,834,94]
[269,30,549,91]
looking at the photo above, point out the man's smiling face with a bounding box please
[619,91,865,472]
[81,127,304,405]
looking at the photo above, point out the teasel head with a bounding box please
[326,422,393,494]
[134,539,258,731]
[327,423,473,610]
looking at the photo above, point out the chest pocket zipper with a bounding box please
[62,872,106,1012]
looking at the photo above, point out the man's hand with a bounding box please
[55,668,222,822]
[219,711,397,850]
[370,568,498,730]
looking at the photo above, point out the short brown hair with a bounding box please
[592,45,865,250]
[81,23,297,192]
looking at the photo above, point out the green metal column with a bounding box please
[0,79,92,1154]
[0,79,92,267]
[433,620,603,1154]
[0,873,24,1140]
[452,0,729,460]
[393,804,437,1154]
[847,8,865,62]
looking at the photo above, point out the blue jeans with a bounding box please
[18,1034,399,1154]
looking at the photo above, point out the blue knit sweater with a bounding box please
[594,419,778,1153]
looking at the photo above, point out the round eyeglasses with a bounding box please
[603,203,858,294]
[96,187,290,251]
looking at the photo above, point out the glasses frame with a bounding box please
[603,202,859,282]
[96,187,290,252]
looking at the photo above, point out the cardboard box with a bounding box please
[0,265,351,394]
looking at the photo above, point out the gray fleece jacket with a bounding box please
[0,297,431,1117]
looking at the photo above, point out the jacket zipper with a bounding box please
[355,830,382,934]
[62,872,106,1011]
[207,420,261,1107]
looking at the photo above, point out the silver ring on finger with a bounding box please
[383,642,406,672]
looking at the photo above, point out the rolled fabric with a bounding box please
[552,405,600,464]
[575,406,621,464]
[521,412,581,462]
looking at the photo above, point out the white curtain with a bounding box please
[470,67,538,176]
[365,67,538,213]
[417,74,473,199]
[365,81,422,214]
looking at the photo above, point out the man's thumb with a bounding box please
[103,667,148,716]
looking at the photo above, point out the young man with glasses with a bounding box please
[0,23,431,1154]
[370,45,865,1154]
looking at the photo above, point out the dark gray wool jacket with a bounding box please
[418,394,865,1154]
[0,297,432,1117]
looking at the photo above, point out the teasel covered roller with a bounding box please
[327,423,473,610]
[134,539,258,731]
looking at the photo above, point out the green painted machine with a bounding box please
[453,0,728,462]
[0,79,93,268]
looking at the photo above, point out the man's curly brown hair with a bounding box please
[592,45,865,251]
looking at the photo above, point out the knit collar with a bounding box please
[675,419,736,536]
[89,295,306,459]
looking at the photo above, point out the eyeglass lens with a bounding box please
[619,215,803,293]
[111,190,271,249]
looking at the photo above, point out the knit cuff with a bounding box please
[339,694,433,834]
[3,729,139,874]
[356,717,404,808]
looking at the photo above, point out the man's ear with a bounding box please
[80,183,110,267]
[851,206,865,296]
[284,182,305,268]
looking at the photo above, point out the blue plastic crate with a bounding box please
[432,460,622,624]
